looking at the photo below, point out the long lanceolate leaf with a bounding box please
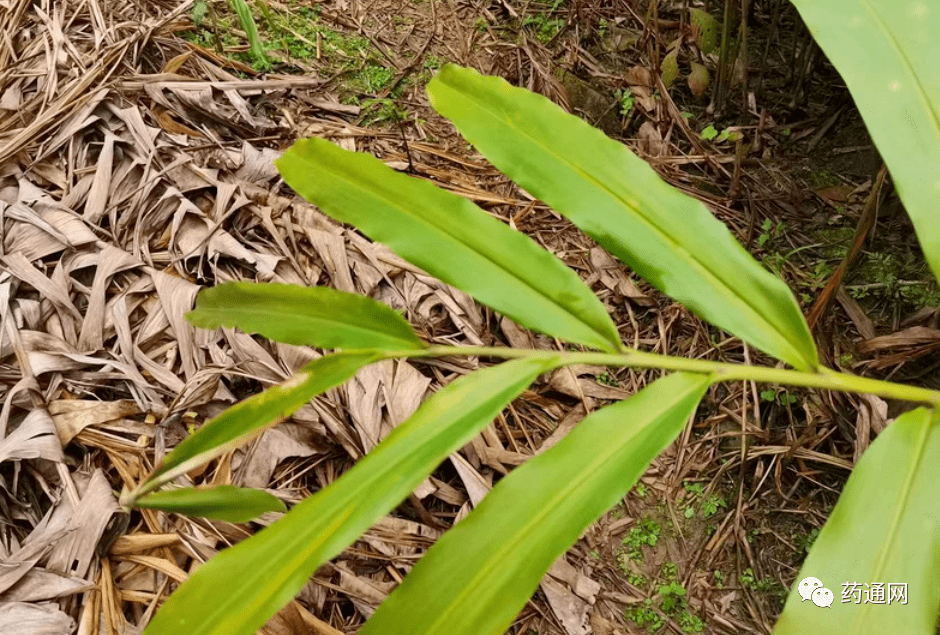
[138,351,382,494]
[142,357,560,635]
[775,408,940,635]
[787,0,940,283]
[230,0,267,66]
[361,372,710,635]
[187,282,425,351]
[428,65,818,371]
[135,485,286,523]
[275,139,623,353]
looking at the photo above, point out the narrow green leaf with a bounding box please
[136,485,286,523]
[142,356,560,635]
[360,372,709,635]
[775,408,940,635]
[428,64,818,371]
[230,0,267,66]
[787,0,940,283]
[275,139,622,353]
[186,282,424,351]
[142,351,382,491]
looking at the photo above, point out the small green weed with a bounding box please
[809,168,842,188]
[739,568,783,595]
[361,98,407,126]
[682,481,704,495]
[700,124,739,143]
[757,219,787,247]
[681,481,726,519]
[739,567,756,587]
[700,125,718,141]
[625,600,665,632]
[658,582,686,613]
[615,88,635,117]
[795,527,820,554]
[628,572,647,586]
[522,13,565,42]
[759,389,800,406]
[849,251,940,310]
[701,494,726,518]
[713,569,725,588]
[661,561,678,580]
[596,371,620,386]
[678,611,705,633]
[623,518,661,561]
[350,64,396,93]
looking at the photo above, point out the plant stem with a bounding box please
[388,345,940,406]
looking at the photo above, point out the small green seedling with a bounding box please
[615,88,635,117]
[760,389,800,406]
[623,518,661,561]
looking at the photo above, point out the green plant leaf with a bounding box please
[689,8,720,55]
[139,351,382,493]
[187,282,424,351]
[428,65,818,371]
[787,0,940,283]
[700,124,719,141]
[141,356,561,635]
[360,372,709,635]
[275,139,622,353]
[135,485,286,523]
[774,408,940,634]
[661,48,679,88]
[230,0,267,66]
[192,0,208,27]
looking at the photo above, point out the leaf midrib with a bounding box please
[415,377,706,635]
[857,0,940,156]
[438,79,810,368]
[160,362,549,635]
[196,305,420,348]
[289,146,619,352]
[850,409,933,632]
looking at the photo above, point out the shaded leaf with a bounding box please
[661,48,679,89]
[141,351,383,492]
[276,139,622,353]
[187,282,424,351]
[141,356,561,635]
[360,372,709,635]
[690,8,720,55]
[136,485,286,522]
[428,65,818,371]
[775,407,940,635]
[787,0,940,282]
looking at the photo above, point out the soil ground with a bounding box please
[2,1,938,634]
